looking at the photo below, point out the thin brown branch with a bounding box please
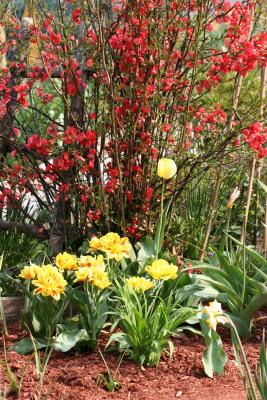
[0,220,49,240]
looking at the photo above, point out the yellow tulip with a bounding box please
[32,264,67,301]
[126,276,154,293]
[18,264,41,280]
[91,269,112,289]
[157,158,177,180]
[74,266,111,289]
[73,267,91,282]
[79,254,105,269]
[89,232,130,261]
[55,252,78,271]
[145,259,178,280]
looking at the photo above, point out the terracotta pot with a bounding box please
[0,296,24,323]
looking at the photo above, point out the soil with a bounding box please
[0,318,266,400]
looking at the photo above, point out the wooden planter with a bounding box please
[0,296,24,323]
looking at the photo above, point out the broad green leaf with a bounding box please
[106,332,129,350]
[96,302,108,329]
[32,313,41,333]
[242,293,267,328]
[193,286,220,299]
[200,321,227,378]
[137,237,155,267]
[54,329,89,352]
[129,244,137,262]
[11,338,47,355]
[225,314,251,339]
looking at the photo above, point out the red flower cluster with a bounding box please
[25,134,53,157]
[243,122,267,159]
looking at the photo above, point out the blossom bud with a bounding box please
[227,187,240,209]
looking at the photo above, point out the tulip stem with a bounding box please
[155,181,165,259]
[225,208,232,258]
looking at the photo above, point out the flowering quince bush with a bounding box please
[0,0,266,255]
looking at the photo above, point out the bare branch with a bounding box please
[0,220,49,240]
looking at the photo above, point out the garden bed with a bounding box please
[1,320,265,400]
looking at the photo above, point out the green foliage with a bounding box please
[2,336,30,396]
[96,349,122,392]
[11,338,47,355]
[0,207,46,297]
[3,337,20,396]
[136,237,155,270]
[255,332,267,399]
[0,254,8,336]
[231,322,267,400]
[107,280,195,367]
[55,285,109,352]
[12,282,70,354]
[122,197,175,275]
[191,244,267,338]
[23,292,69,340]
[171,179,212,258]
[30,333,54,396]
[0,208,46,271]
[199,320,227,378]
[154,194,172,259]
[258,180,267,194]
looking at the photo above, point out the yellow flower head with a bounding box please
[79,254,105,269]
[126,276,154,293]
[91,269,112,290]
[55,252,78,271]
[157,158,177,180]
[89,232,130,261]
[73,267,91,282]
[32,264,67,301]
[74,266,111,290]
[201,300,227,331]
[18,264,41,280]
[145,259,178,280]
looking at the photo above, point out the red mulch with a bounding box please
[0,318,266,400]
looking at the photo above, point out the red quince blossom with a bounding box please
[72,8,81,25]
[145,187,153,202]
[87,209,101,222]
[243,122,267,159]
[25,134,52,156]
[50,31,61,45]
